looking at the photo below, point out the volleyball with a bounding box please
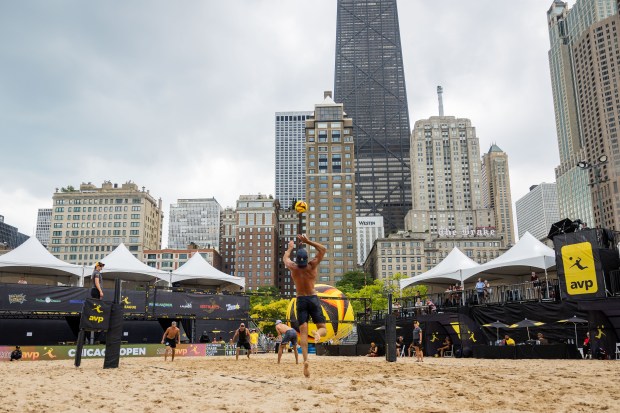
[294,200,308,213]
[286,284,355,344]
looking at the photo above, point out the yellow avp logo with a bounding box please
[561,242,598,295]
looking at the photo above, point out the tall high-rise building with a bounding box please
[334,0,411,233]
[406,116,496,237]
[277,208,301,296]
[547,0,618,227]
[304,91,357,284]
[275,111,313,210]
[515,183,560,240]
[35,208,52,248]
[356,216,384,266]
[235,194,279,291]
[219,207,237,276]
[49,181,163,265]
[168,198,222,250]
[481,145,516,246]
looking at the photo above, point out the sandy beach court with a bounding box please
[1,353,618,413]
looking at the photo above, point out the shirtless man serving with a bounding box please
[283,234,327,377]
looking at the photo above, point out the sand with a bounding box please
[1,354,619,413]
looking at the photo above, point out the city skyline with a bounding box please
[1,1,560,242]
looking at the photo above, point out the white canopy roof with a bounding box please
[86,243,170,282]
[171,252,245,289]
[0,237,84,280]
[460,232,556,282]
[400,247,480,290]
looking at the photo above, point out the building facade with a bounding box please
[143,248,222,273]
[481,145,516,246]
[219,207,237,276]
[0,215,29,249]
[304,91,357,285]
[35,208,52,248]
[235,194,279,291]
[363,231,504,282]
[515,183,560,240]
[49,181,163,265]
[334,0,411,233]
[275,111,313,210]
[406,116,496,238]
[547,0,618,227]
[356,216,384,266]
[168,198,222,250]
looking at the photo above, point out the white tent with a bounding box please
[171,252,245,289]
[0,237,84,284]
[85,243,170,283]
[400,247,480,290]
[460,232,556,282]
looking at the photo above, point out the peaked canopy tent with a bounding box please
[84,243,170,284]
[399,247,481,293]
[0,237,84,285]
[171,252,245,290]
[459,232,556,283]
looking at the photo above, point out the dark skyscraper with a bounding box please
[334,0,411,233]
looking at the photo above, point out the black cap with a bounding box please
[296,248,308,268]
[96,262,105,267]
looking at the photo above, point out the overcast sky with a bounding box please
[0,0,564,245]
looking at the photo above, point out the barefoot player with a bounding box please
[232,322,251,360]
[283,234,327,377]
[161,321,180,361]
[275,319,299,365]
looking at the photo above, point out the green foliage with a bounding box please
[250,299,290,334]
[60,185,77,192]
[335,270,368,294]
[347,279,386,314]
[249,286,281,308]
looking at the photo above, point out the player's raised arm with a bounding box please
[297,234,326,263]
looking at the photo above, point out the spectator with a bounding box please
[583,332,591,358]
[436,336,452,357]
[412,320,423,362]
[531,272,541,300]
[198,331,210,343]
[475,278,485,304]
[17,276,27,285]
[503,334,515,346]
[414,297,423,316]
[484,280,491,302]
[537,332,549,345]
[10,346,22,361]
[425,298,436,314]
[367,342,379,357]
[395,336,405,357]
[250,329,259,354]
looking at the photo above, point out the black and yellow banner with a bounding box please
[554,230,607,299]
[79,298,112,331]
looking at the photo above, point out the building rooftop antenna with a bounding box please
[437,85,444,116]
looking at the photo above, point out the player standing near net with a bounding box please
[283,233,327,377]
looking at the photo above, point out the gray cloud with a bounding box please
[1,0,560,242]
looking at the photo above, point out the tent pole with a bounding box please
[544,265,549,301]
[460,270,465,306]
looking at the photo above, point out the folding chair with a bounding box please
[443,345,454,358]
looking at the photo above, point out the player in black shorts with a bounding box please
[161,321,180,361]
[283,234,327,377]
[232,322,251,360]
[275,319,299,364]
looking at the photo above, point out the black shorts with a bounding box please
[296,295,326,325]
[281,329,298,346]
[237,341,251,350]
[413,340,421,347]
[90,288,100,299]
[164,337,177,348]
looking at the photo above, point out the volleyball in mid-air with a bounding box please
[294,200,308,214]
[286,284,355,344]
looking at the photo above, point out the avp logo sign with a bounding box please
[121,296,137,310]
[88,303,105,323]
[561,242,598,295]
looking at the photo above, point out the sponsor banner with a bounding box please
[0,284,88,312]
[149,291,249,319]
[0,344,209,361]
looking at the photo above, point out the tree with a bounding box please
[249,286,281,308]
[335,270,368,294]
[250,299,290,334]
